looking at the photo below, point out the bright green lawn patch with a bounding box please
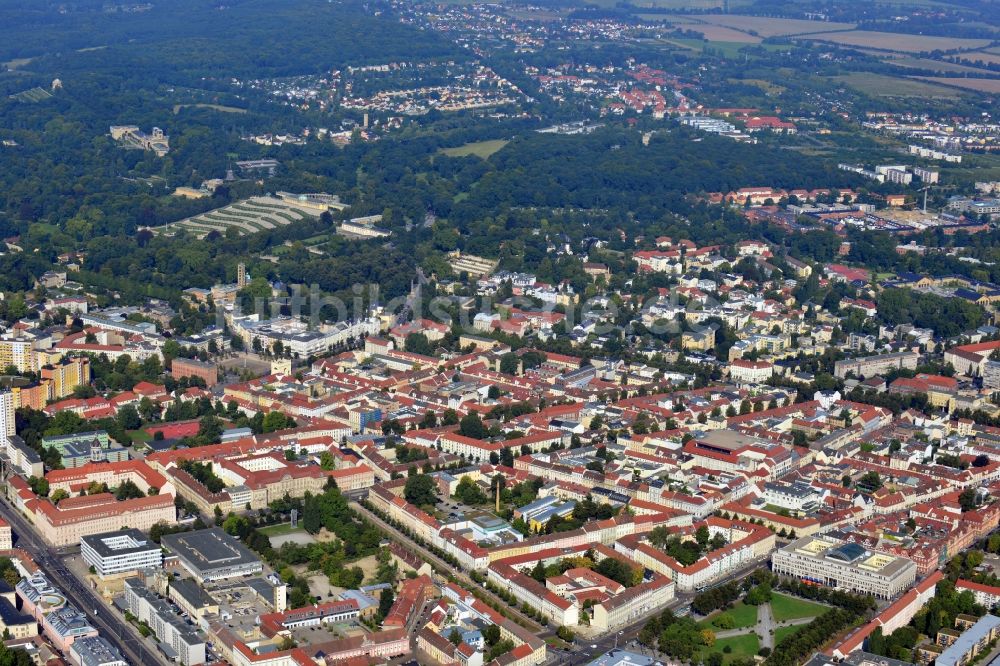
[127,429,152,442]
[703,601,759,630]
[774,625,800,645]
[440,139,509,159]
[831,72,958,98]
[259,522,306,536]
[701,633,760,665]
[770,593,829,622]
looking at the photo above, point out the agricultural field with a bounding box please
[957,51,1000,66]
[440,139,509,159]
[687,14,856,37]
[802,30,992,53]
[831,72,959,97]
[887,56,996,75]
[508,9,562,21]
[956,51,1000,66]
[155,196,321,238]
[688,24,763,43]
[585,0,753,9]
[914,77,1000,93]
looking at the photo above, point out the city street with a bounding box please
[351,500,547,634]
[0,494,170,666]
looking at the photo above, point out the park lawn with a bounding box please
[440,140,509,159]
[770,593,828,622]
[701,632,760,665]
[259,522,307,537]
[703,601,759,630]
[127,429,152,442]
[774,625,800,646]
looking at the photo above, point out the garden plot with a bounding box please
[156,196,321,238]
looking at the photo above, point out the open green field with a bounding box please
[703,601,758,630]
[700,633,760,665]
[730,78,787,95]
[774,625,800,645]
[259,522,307,536]
[440,139,509,159]
[665,39,788,57]
[156,196,319,238]
[173,103,247,114]
[770,593,829,622]
[127,429,152,442]
[831,73,959,97]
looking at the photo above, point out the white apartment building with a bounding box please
[81,529,163,578]
[761,481,821,514]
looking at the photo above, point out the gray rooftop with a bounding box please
[938,615,1000,666]
[81,528,160,559]
[161,528,261,575]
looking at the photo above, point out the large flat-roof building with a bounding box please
[161,528,262,582]
[772,535,916,599]
[168,578,219,620]
[70,635,129,666]
[81,528,163,579]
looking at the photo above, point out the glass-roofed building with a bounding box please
[771,535,916,599]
